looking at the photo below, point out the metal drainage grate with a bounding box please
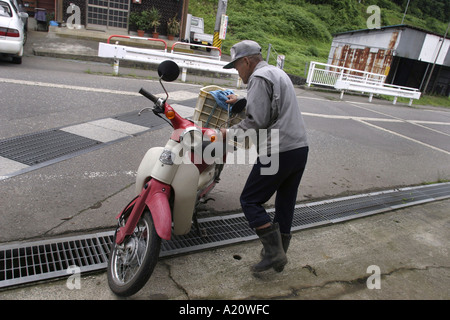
[0,183,449,289]
[0,130,101,166]
[114,110,168,129]
[0,111,170,180]
[0,232,113,288]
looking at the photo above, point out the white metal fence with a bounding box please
[306,61,386,88]
[98,36,240,86]
[306,61,421,106]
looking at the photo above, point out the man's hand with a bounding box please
[225,94,238,105]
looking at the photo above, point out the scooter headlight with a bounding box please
[180,127,203,150]
[159,148,175,165]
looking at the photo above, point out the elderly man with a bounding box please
[221,40,309,273]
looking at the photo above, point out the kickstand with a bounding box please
[193,210,208,238]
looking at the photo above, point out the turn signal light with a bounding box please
[210,135,217,142]
[166,110,175,120]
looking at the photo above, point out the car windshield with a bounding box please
[0,1,12,17]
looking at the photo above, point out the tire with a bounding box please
[107,209,161,297]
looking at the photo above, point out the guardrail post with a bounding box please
[113,41,119,76]
[306,62,314,86]
[181,67,187,82]
[237,77,242,89]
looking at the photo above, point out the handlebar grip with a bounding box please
[139,88,159,104]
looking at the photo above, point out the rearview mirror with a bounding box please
[158,60,180,82]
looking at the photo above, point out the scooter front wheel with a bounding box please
[107,209,161,297]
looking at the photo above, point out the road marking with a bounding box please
[302,112,402,123]
[0,156,29,179]
[0,77,202,102]
[166,90,199,101]
[0,77,141,96]
[89,118,149,135]
[356,120,450,155]
[60,117,154,143]
[302,111,450,155]
[302,111,450,127]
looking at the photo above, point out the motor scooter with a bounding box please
[107,60,245,297]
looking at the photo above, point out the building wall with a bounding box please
[395,27,426,60]
[328,28,399,75]
[328,26,450,95]
[61,0,184,35]
[418,33,450,65]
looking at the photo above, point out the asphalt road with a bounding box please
[1,53,450,243]
[0,34,449,301]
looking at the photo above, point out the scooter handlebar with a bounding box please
[139,88,159,104]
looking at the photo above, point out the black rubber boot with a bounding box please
[251,223,287,273]
[260,233,292,272]
[261,233,292,256]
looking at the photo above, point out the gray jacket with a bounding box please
[230,61,308,154]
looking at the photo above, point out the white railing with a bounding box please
[306,61,386,87]
[98,38,240,87]
[334,79,421,106]
[171,41,222,60]
[307,61,421,106]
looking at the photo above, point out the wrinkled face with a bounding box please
[234,57,252,84]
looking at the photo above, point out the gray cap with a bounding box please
[223,40,262,69]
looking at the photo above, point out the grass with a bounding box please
[379,94,450,108]
[187,0,449,108]
[413,95,450,108]
[188,0,448,77]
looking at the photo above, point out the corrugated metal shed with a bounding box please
[327,25,450,95]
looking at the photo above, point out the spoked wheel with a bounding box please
[107,209,161,297]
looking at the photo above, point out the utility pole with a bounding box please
[213,0,227,49]
[401,0,411,24]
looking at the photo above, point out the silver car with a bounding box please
[0,0,28,64]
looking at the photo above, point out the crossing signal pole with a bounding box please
[213,0,228,49]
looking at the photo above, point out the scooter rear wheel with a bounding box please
[107,209,161,297]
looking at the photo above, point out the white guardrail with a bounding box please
[98,35,240,87]
[307,61,421,106]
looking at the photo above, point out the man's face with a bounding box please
[234,57,252,84]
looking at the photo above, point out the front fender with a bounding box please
[145,179,172,240]
[115,179,172,244]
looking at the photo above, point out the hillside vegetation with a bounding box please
[188,0,449,77]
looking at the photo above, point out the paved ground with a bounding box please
[0,29,449,302]
[1,199,449,301]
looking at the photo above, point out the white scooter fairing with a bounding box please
[135,145,201,236]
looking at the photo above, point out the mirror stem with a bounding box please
[160,77,169,102]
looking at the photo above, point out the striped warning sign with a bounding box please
[213,32,222,49]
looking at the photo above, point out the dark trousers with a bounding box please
[240,146,308,234]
